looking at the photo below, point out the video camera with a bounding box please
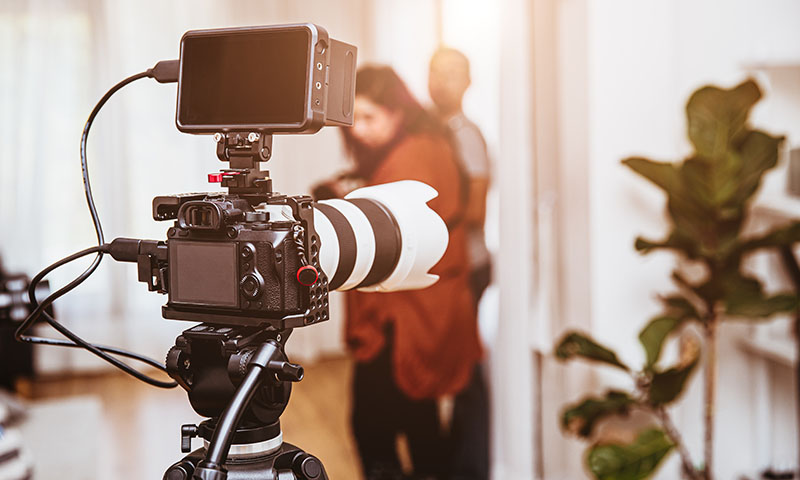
[19,24,449,480]
[108,24,446,332]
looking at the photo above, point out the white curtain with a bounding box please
[0,0,371,372]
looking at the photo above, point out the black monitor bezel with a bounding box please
[175,24,321,134]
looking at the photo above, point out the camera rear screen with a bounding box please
[178,28,311,128]
[170,242,238,307]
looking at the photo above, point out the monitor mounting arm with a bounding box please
[212,132,274,195]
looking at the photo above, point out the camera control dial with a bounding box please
[240,273,263,299]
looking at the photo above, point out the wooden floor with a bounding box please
[20,355,362,479]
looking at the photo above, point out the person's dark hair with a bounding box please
[342,65,446,178]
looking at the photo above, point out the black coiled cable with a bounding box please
[15,69,177,389]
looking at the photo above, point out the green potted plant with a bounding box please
[555,79,800,480]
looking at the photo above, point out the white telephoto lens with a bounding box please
[313,180,448,292]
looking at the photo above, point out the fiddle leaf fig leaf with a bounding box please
[556,332,630,371]
[740,222,800,253]
[671,271,703,301]
[639,295,702,369]
[623,158,704,259]
[587,428,674,480]
[679,157,717,209]
[622,157,681,194]
[648,363,697,406]
[725,292,797,319]
[686,80,761,159]
[562,391,637,438]
[674,157,749,261]
[662,295,701,320]
[647,336,700,406]
[709,271,798,319]
[639,316,683,370]
[633,232,697,258]
[634,236,672,254]
[731,130,784,205]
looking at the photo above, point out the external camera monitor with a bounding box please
[176,23,356,134]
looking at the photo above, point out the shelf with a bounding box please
[739,334,797,366]
[753,193,800,220]
[742,62,800,73]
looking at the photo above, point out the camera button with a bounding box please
[240,274,261,299]
[245,212,267,222]
[296,265,319,286]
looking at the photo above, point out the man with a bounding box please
[429,47,491,480]
[429,48,491,306]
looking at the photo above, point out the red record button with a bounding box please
[296,265,319,286]
[208,173,223,183]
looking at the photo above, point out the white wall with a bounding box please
[571,0,800,478]
[493,0,536,477]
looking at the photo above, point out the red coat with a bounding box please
[346,133,482,399]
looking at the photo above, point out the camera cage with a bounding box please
[154,129,335,477]
[147,130,332,331]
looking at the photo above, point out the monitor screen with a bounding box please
[178,28,311,128]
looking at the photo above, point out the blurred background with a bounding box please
[1,0,800,479]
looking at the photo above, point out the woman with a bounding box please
[318,65,482,479]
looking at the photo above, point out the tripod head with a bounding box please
[166,325,299,425]
[164,324,327,480]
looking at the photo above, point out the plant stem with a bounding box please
[655,406,702,480]
[703,310,718,480]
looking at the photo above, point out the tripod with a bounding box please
[162,324,328,480]
[150,132,330,479]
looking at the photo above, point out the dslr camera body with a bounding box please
[146,176,331,331]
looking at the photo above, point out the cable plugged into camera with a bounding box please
[14,59,189,390]
[107,237,165,263]
[107,238,168,292]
